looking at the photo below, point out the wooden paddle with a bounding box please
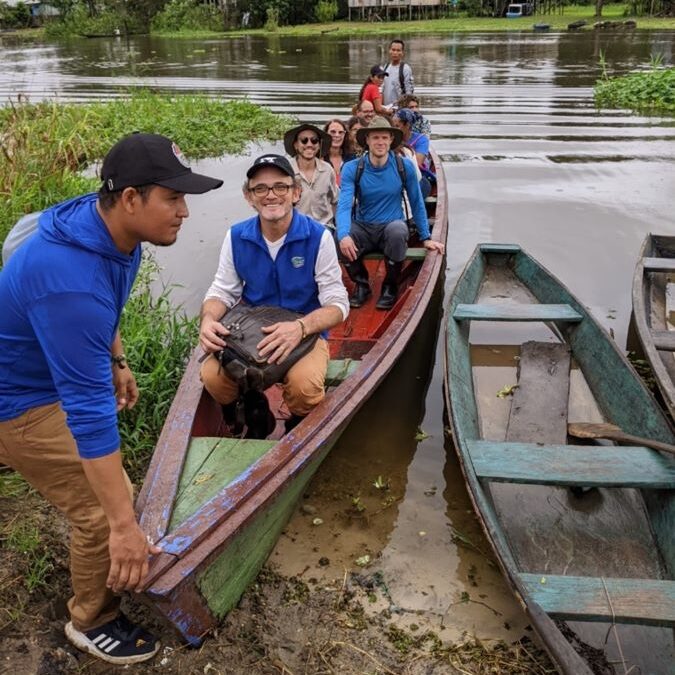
[568,422,675,457]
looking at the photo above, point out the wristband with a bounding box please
[296,318,307,340]
[111,354,127,369]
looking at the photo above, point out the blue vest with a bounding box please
[231,210,324,315]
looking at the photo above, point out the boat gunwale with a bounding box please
[632,232,675,419]
[137,149,448,593]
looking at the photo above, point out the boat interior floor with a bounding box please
[468,265,674,671]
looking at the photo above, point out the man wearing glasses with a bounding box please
[198,154,348,432]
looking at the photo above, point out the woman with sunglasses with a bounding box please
[357,65,393,119]
[322,119,352,187]
[283,123,338,229]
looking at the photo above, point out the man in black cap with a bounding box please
[199,154,348,433]
[0,133,222,665]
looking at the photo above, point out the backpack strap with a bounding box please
[352,153,409,223]
[399,61,406,94]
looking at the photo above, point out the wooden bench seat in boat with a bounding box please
[651,330,675,351]
[364,248,426,261]
[519,573,675,627]
[453,303,583,322]
[466,440,675,489]
[642,257,675,273]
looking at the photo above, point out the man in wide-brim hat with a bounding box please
[335,116,444,311]
[283,123,337,228]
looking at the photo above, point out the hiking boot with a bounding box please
[65,614,159,665]
[345,259,371,308]
[376,283,398,310]
[376,258,402,310]
[349,282,371,308]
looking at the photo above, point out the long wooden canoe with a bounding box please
[135,152,448,644]
[632,234,675,420]
[444,244,675,675]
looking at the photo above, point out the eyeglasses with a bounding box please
[248,182,294,197]
[299,137,320,145]
[329,129,346,136]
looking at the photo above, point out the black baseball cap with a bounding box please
[100,133,223,194]
[246,154,295,181]
[370,65,388,77]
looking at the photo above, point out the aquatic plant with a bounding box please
[595,66,675,115]
[0,92,290,250]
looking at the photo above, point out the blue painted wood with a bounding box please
[467,440,675,488]
[643,257,675,272]
[520,573,675,627]
[479,243,522,254]
[453,303,583,323]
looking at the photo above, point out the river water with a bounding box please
[2,29,674,651]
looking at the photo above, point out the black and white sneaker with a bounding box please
[65,614,160,665]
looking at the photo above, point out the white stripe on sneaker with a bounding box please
[97,637,113,649]
[92,633,108,645]
[104,640,121,653]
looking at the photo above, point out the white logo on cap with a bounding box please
[259,156,277,164]
[172,143,191,169]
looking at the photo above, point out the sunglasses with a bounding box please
[299,137,320,145]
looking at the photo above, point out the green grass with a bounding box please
[2,518,54,593]
[595,66,675,115]
[0,93,291,249]
[153,5,675,38]
[117,254,198,481]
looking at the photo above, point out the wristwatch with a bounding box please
[111,354,127,369]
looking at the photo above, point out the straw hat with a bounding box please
[355,116,403,150]
[283,123,331,157]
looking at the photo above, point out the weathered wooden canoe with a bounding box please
[632,234,675,420]
[135,152,448,644]
[444,244,675,675]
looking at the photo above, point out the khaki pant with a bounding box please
[0,402,132,632]
[201,338,330,416]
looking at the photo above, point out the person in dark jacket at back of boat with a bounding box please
[0,133,223,665]
[199,154,349,434]
[335,116,444,311]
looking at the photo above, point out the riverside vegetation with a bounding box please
[595,62,675,115]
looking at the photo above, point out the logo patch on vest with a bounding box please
[291,256,305,268]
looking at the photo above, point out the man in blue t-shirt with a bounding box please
[0,133,222,665]
[335,117,445,310]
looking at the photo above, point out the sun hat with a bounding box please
[100,133,223,194]
[283,123,331,157]
[355,116,403,150]
[245,154,296,180]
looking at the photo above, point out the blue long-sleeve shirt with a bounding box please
[335,152,430,242]
[0,194,141,458]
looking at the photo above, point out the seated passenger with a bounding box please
[335,117,444,311]
[346,115,368,159]
[392,109,434,198]
[199,154,349,433]
[396,94,432,138]
[322,119,351,187]
[358,65,393,118]
[352,98,375,125]
[284,123,337,229]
